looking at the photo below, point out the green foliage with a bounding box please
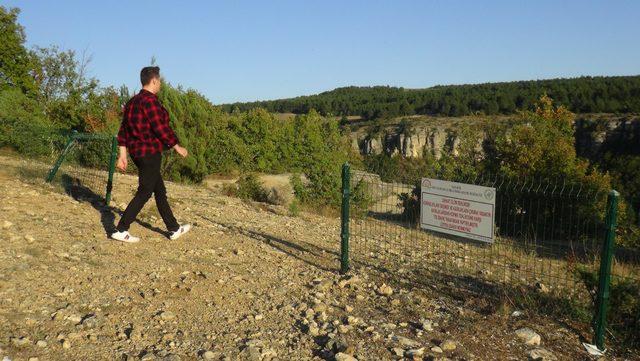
[393,97,619,233]
[601,153,640,243]
[151,83,361,209]
[350,179,374,218]
[234,173,269,203]
[154,86,358,203]
[0,87,45,124]
[288,198,300,217]
[365,153,435,184]
[70,135,114,169]
[286,111,351,207]
[222,76,640,119]
[30,45,101,129]
[0,88,64,157]
[578,267,640,351]
[0,6,37,95]
[493,96,580,179]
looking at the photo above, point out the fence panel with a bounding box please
[344,165,639,352]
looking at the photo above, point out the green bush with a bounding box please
[235,173,269,203]
[350,179,374,218]
[578,267,640,351]
[71,135,114,169]
[288,198,300,217]
[0,88,67,158]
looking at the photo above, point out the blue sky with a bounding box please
[4,0,640,104]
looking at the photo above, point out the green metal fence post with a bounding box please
[105,136,118,206]
[340,162,351,274]
[46,130,77,183]
[593,190,619,350]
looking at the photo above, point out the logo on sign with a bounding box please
[484,189,494,200]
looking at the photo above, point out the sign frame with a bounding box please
[420,178,496,243]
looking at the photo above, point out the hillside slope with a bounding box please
[0,155,619,360]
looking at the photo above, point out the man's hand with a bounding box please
[116,154,127,172]
[173,144,188,158]
[116,146,127,172]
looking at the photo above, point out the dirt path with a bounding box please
[0,155,628,360]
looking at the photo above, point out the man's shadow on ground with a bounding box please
[60,174,168,238]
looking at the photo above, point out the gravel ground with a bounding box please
[0,154,628,361]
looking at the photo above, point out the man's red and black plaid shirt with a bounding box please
[117,89,179,158]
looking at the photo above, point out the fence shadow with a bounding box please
[351,256,593,343]
[199,216,338,273]
[423,269,594,341]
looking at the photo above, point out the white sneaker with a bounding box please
[170,224,192,240]
[111,230,140,243]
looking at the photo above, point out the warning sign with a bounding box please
[420,178,495,243]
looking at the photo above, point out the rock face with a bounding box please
[574,116,640,159]
[355,125,473,159]
[351,115,640,160]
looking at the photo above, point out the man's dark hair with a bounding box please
[140,66,160,86]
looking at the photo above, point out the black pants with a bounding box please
[116,152,180,233]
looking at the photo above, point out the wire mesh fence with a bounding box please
[343,164,640,352]
[0,124,117,204]
[50,132,118,204]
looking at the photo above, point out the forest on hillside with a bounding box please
[222,76,640,119]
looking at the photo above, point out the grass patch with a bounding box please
[288,199,300,217]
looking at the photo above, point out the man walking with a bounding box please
[111,66,191,243]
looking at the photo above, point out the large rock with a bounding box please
[440,339,456,351]
[527,348,557,361]
[334,353,357,361]
[376,284,393,297]
[362,137,383,155]
[351,116,640,161]
[352,124,472,160]
[202,351,217,360]
[515,328,541,346]
[391,335,420,348]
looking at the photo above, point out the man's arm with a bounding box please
[117,121,127,148]
[116,115,128,171]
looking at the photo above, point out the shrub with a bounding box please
[0,88,66,158]
[235,173,269,203]
[578,267,640,351]
[288,199,300,217]
[350,179,374,218]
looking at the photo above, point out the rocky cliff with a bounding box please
[574,115,640,159]
[350,115,640,159]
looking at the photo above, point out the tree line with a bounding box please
[222,76,640,119]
